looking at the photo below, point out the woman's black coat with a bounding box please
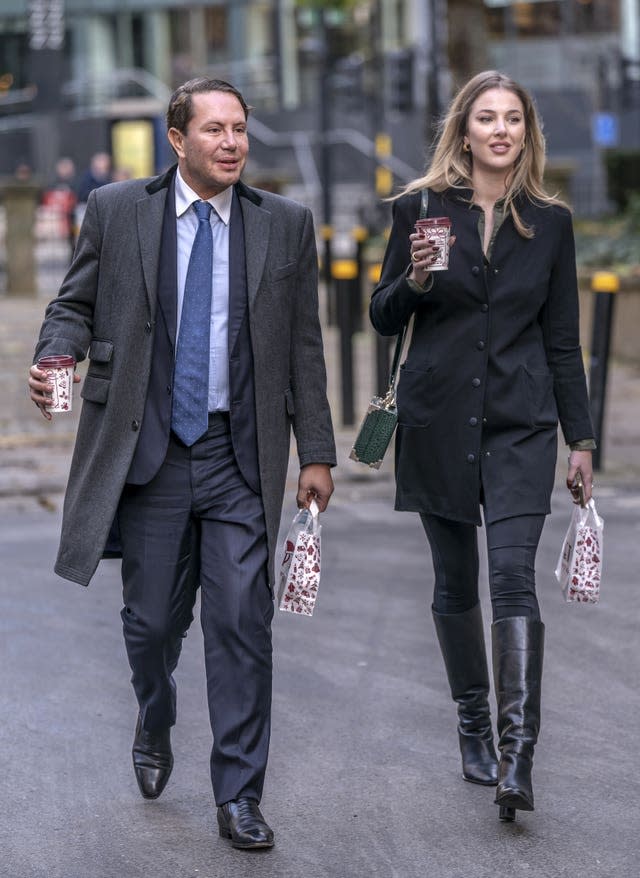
[370,188,594,525]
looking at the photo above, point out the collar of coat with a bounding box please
[145,163,263,207]
[444,185,542,215]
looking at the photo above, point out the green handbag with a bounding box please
[349,190,427,469]
[348,325,407,469]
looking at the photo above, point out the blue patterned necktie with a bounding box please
[171,200,213,446]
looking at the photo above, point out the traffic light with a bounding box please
[332,55,365,114]
[386,48,414,114]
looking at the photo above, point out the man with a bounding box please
[28,78,336,850]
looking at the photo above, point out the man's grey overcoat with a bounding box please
[34,171,336,587]
[370,188,593,525]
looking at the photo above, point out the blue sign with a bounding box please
[592,113,620,147]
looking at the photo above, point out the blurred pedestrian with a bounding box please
[41,157,78,261]
[370,70,595,821]
[75,150,112,202]
[74,151,112,230]
[29,77,335,849]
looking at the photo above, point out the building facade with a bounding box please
[0,0,638,217]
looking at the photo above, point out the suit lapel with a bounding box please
[228,191,247,357]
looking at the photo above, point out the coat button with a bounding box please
[476,341,485,350]
[467,453,476,463]
[485,451,491,457]
[471,266,480,276]
[131,419,139,431]
[472,377,481,387]
[493,268,499,275]
[145,321,152,334]
[483,417,488,424]
[469,417,478,426]
[481,303,488,312]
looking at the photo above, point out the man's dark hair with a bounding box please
[166,78,252,133]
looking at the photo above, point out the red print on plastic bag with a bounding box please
[277,501,321,617]
[555,499,604,604]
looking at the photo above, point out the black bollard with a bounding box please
[320,225,335,326]
[367,262,392,396]
[588,271,619,471]
[333,259,359,426]
[351,226,368,333]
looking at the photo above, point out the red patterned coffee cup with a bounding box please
[37,355,75,413]
[415,217,452,270]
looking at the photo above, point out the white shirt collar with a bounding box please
[174,167,233,225]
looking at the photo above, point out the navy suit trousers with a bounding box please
[118,412,273,805]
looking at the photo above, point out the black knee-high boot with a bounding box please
[432,604,498,786]
[492,616,544,820]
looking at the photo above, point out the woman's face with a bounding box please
[464,87,526,177]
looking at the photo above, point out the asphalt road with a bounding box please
[1,465,639,878]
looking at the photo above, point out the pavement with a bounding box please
[2,286,640,878]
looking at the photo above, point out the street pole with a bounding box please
[318,12,335,324]
[589,271,619,471]
[426,0,441,146]
[28,0,66,182]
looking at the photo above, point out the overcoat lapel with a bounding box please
[136,187,169,318]
[238,190,271,310]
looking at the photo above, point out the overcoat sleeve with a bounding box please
[34,188,102,363]
[539,209,594,444]
[287,206,336,468]
[369,192,427,336]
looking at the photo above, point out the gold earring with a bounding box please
[463,142,471,153]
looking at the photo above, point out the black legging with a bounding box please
[420,513,545,621]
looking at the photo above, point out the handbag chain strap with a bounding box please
[384,189,429,402]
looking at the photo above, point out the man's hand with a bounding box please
[28,364,81,420]
[296,464,334,513]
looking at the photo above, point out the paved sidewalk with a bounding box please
[2,290,640,500]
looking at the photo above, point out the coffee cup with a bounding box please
[37,355,76,412]
[415,217,452,270]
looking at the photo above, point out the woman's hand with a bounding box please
[567,450,593,506]
[408,232,456,285]
[408,232,437,284]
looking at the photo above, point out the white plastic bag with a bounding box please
[554,498,604,604]
[277,500,321,616]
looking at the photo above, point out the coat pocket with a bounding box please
[523,367,557,428]
[396,366,435,427]
[88,338,114,363]
[81,374,110,404]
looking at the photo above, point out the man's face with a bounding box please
[168,91,249,199]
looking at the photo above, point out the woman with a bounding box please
[370,71,594,821]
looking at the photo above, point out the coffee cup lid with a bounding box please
[37,355,76,368]
[416,216,451,226]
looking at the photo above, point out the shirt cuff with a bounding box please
[405,267,434,294]
[569,439,597,451]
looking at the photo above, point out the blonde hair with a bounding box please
[396,70,567,238]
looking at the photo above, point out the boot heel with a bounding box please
[499,805,516,821]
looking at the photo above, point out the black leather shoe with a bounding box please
[132,715,173,800]
[217,798,274,849]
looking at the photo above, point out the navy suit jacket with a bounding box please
[127,172,259,492]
